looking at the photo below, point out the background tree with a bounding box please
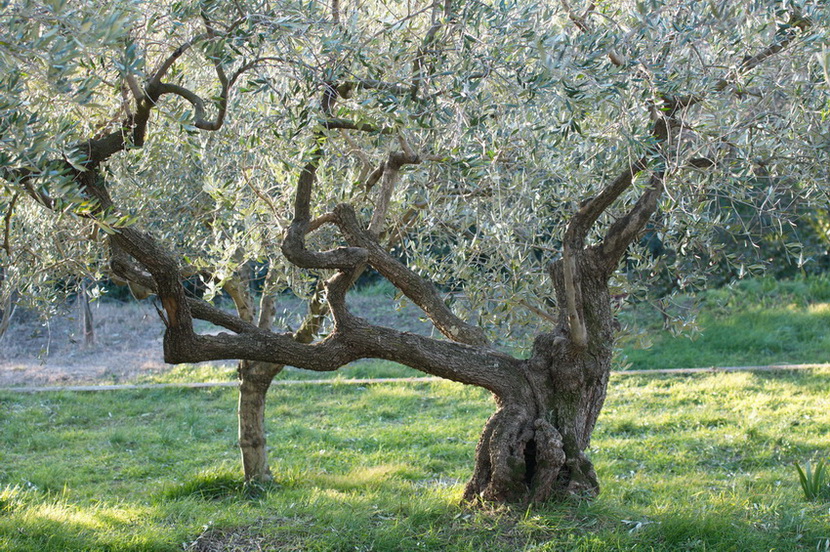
[1,0,826,503]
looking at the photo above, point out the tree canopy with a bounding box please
[1,0,827,503]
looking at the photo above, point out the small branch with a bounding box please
[321,118,392,133]
[331,0,341,26]
[23,180,56,210]
[561,0,625,66]
[663,9,810,111]
[188,298,263,334]
[369,142,422,236]
[241,170,282,221]
[354,79,413,97]
[149,33,208,86]
[308,212,336,233]
[125,73,145,103]
[519,299,558,325]
[363,163,385,192]
[410,0,452,101]
[293,280,329,343]
[2,193,19,255]
[324,266,365,328]
[156,82,227,131]
[397,132,415,159]
[368,166,400,237]
[223,272,255,324]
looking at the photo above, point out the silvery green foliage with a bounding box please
[1,0,827,347]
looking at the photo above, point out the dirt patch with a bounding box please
[0,301,172,386]
[185,526,301,552]
[0,293,433,387]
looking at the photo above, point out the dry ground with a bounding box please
[0,301,173,386]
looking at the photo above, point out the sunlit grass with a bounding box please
[1,368,829,551]
[618,276,830,370]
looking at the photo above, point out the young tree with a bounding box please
[1,0,825,503]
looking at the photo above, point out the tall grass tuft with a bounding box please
[795,460,829,501]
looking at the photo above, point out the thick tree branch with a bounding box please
[334,203,489,347]
[368,167,399,237]
[161,315,520,397]
[564,156,649,248]
[281,144,368,269]
[223,270,255,324]
[109,218,516,395]
[561,242,588,349]
[367,145,421,236]
[155,82,228,131]
[597,170,665,268]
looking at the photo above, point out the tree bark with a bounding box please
[223,268,287,482]
[0,268,14,341]
[79,280,95,347]
[237,360,282,482]
[463,251,614,503]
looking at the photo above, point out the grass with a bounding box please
[618,275,830,370]
[1,368,830,551]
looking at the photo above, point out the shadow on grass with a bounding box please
[160,467,272,501]
[184,525,298,552]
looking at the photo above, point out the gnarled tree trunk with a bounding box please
[464,251,614,502]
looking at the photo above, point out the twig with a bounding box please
[2,193,19,255]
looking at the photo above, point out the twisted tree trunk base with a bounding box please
[463,403,599,504]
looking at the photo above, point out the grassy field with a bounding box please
[1,368,829,551]
[617,276,830,370]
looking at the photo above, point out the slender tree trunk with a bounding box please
[225,265,291,482]
[237,360,282,481]
[0,273,14,341]
[79,280,95,346]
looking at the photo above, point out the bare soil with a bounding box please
[0,301,171,386]
[0,293,432,387]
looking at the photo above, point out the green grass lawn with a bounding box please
[2,368,829,551]
[618,276,830,370]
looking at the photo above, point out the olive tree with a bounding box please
[1,0,826,503]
